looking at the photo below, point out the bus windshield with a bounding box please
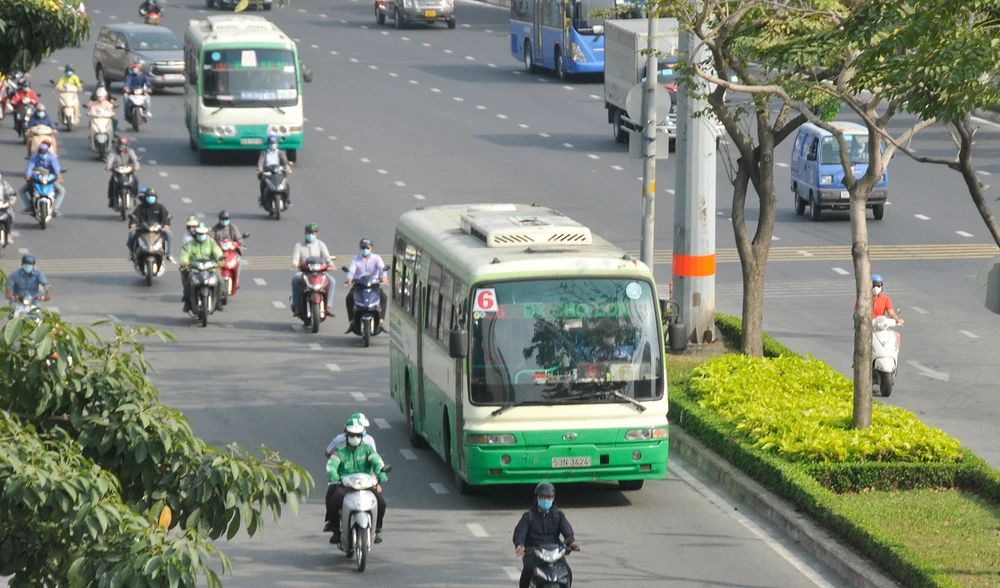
[470,278,663,406]
[572,0,616,32]
[201,48,298,108]
[821,135,869,165]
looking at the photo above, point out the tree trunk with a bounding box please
[957,117,1000,248]
[731,160,765,357]
[849,183,874,429]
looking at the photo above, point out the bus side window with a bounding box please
[440,271,455,336]
[453,280,468,328]
[426,261,442,334]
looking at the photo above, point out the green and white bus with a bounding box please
[389,204,669,493]
[183,15,310,163]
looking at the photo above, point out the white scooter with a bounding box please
[872,315,901,397]
[89,106,115,159]
[56,85,80,131]
[333,465,391,572]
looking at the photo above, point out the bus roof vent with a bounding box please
[460,211,593,248]
[207,14,275,32]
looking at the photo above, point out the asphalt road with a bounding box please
[2,0,998,584]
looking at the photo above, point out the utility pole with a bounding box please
[639,8,659,268]
[672,26,717,344]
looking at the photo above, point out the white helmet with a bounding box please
[96,87,107,99]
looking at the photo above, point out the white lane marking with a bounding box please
[959,330,979,339]
[374,418,391,429]
[453,96,464,102]
[562,85,574,90]
[330,50,339,55]
[308,342,321,351]
[976,170,992,176]
[314,126,325,131]
[339,19,347,23]
[351,392,367,402]
[377,169,388,175]
[512,71,522,75]
[148,159,157,164]
[93,9,101,13]
[369,65,378,70]
[539,132,550,138]
[389,72,399,77]
[326,363,342,372]
[906,360,949,381]
[181,197,192,203]
[401,36,410,41]
[914,214,931,220]
[311,44,319,49]
[910,306,928,315]
[502,567,520,581]
[517,123,529,129]
[536,77,548,82]
[956,230,974,237]
[195,212,206,218]
[409,80,419,85]
[137,147,147,152]
[485,29,494,33]
[461,23,471,28]
[343,146,354,151]
[158,171,169,177]
[271,301,285,309]
[360,157,371,163]
[476,105,487,110]
[772,235,781,241]
[832,267,850,275]
[48,307,60,314]
[17,248,29,254]
[612,165,624,171]
[328,135,338,140]
[431,88,442,93]
[798,250,814,257]
[776,162,789,167]
[350,58,359,63]
[109,14,118,19]
[671,461,836,588]
[9,231,19,237]
[293,38,302,42]
[422,42,432,47]
[588,152,601,157]
[497,114,508,119]
[360,25,369,29]
[107,314,120,323]
[665,189,676,194]
[467,523,489,538]
[465,55,475,61]
[253,278,267,286]
[400,449,418,460]
[381,31,390,36]
[430,483,449,494]
[589,94,601,99]
[394,181,406,187]
[319,13,327,17]
[488,63,497,68]
[413,194,426,200]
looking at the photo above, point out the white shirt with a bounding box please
[263,149,282,167]
[346,252,386,281]
[291,239,333,267]
[326,433,376,454]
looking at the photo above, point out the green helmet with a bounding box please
[345,416,365,435]
[305,223,319,233]
[351,412,370,428]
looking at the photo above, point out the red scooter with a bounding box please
[295,256,332,333]
[217,233,248,297]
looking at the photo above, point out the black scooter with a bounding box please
[527,543,578,588]
[259,164,290,220]
[341,267,384,347]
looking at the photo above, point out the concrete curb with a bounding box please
[671,427,899,588]
[973,108,1000,125]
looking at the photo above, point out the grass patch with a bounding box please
[836,489,1000,587]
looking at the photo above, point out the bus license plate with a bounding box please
[552,457,590,468]
[424,9,436,17]
[240,138,263,145]
[840,190,849,198]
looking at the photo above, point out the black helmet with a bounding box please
[534,482,555,497]
[145,188,157,198]
[21,254,36,265]
[359,237,373,249]
[219,210,230,220]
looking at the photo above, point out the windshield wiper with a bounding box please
[563,389,647,412]
[490,399,570,417]
[259,100,285,114]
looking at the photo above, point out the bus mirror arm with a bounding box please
[449,328,468,359]
[302,67,313,83]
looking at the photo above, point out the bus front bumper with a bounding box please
[568,60,605,75]
[463,440,668,485]
[199,132,303,150]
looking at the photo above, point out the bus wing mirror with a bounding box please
[302,67,313,83]
[449,328,468,359]
[806,152,817,161]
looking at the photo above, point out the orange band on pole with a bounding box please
[672,253,716,277]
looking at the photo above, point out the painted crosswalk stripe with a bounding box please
[326,363,341,372]
[271,301,285,309]
[253,278,266,286]
[429,483,449,494]
[308,343,321,351]
[467,523,489,537]
[400,449,418,460]
[351,392,367,402]
[503,567,520,580]
[373,418,391,429]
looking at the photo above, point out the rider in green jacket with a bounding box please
[324,416,389,544]
[179,224,223,312]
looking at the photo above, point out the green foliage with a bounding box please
[0,0,90,76]
[713,313,799,358]
[687,354,964,463]
[0,304,313,586]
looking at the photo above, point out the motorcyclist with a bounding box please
[325,412,375,458]
[289,223,334,316]
[10,80,39,129]
[4,255,51,304]
[0,172,18,245]
[127,188,174,262]
[105,137,141,209]
[122,63,153,119]
[25,103,58,158]
[871,274,903,348]
[256,135,292,205]
[182,215,200,246]
[344,237,388,330]
[179,224,224,313]
[211,210,245,285]
[512,482,580,588]
[324,416,389,545]
[138,0,162,16]
[19,142,65,217]
[56,64,84,91]
[87,85,119,133]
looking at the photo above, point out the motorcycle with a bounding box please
[0,199,12,255]
[526,543,579,588]
[872,315,902,397]
[333,465,392,572]
[218,234,249,298]
[293,257,332,333]
[187,258,223,327]
[341,267,384,347]
[144,9,162,24]
[112,165,136,221]
[9,296,42,323]
[14,99,36,139]
[89,105,115,159]
[133,223,167,287]
[125,87,149,132]
[29,167,56,230]
[260,164,290,220]
[55,85,80,131]
[27,124,58,157]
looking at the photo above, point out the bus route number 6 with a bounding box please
[474,288,498,313]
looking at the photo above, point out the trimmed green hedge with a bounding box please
[664,313,1000,586]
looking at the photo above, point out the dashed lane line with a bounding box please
[148,159,157,164]
[308,343,321,351]
[400,449,418,460]
[107,314,121,323]
[253,278,267,286]
[612,165,624,171]
[502,567,520,581]
[959,330,979,339]
[914,214,931,220]
[832,267,850,275]
[394,181,406,187]
[351,392,367,402]
[414,194,426,200]
[181,197,192,203]
[911,306,928,314]
[956,230,974,237]
[170,184,180,190]
[373,418,391,429]
[429,483,449,494]
[326,363,342,372]
[271,301,285,309]
[158,171,168,177]
[467,523,489,538]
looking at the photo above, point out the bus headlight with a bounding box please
[571,43,587,63]
[466,433,516,445]
[625,428,668,441]
[821,175,833,185]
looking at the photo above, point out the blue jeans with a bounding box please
[19,182,65,211]
[291,271,334,311]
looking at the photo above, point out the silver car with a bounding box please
[92,24,185,89]
[375,0,455,29]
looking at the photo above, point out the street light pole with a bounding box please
[639,8,659,269]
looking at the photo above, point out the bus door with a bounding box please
[533,0,544,64]
[415,279,426,433]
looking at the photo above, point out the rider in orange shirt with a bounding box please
[868,274,903,347]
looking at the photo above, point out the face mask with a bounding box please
[305,234,316,243]
[347,435,362,447]
[145,197,156,205]
[268,144,277,151]
[220,219,230,226]
[131,69,139,75]
[22,264,34,274]
[537,499,553,511]
[873,286,883,296]
[196,234,208,243]
[361,247,371,257]
[66,71,74,77]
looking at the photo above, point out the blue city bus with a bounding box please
[511,0,625,79]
